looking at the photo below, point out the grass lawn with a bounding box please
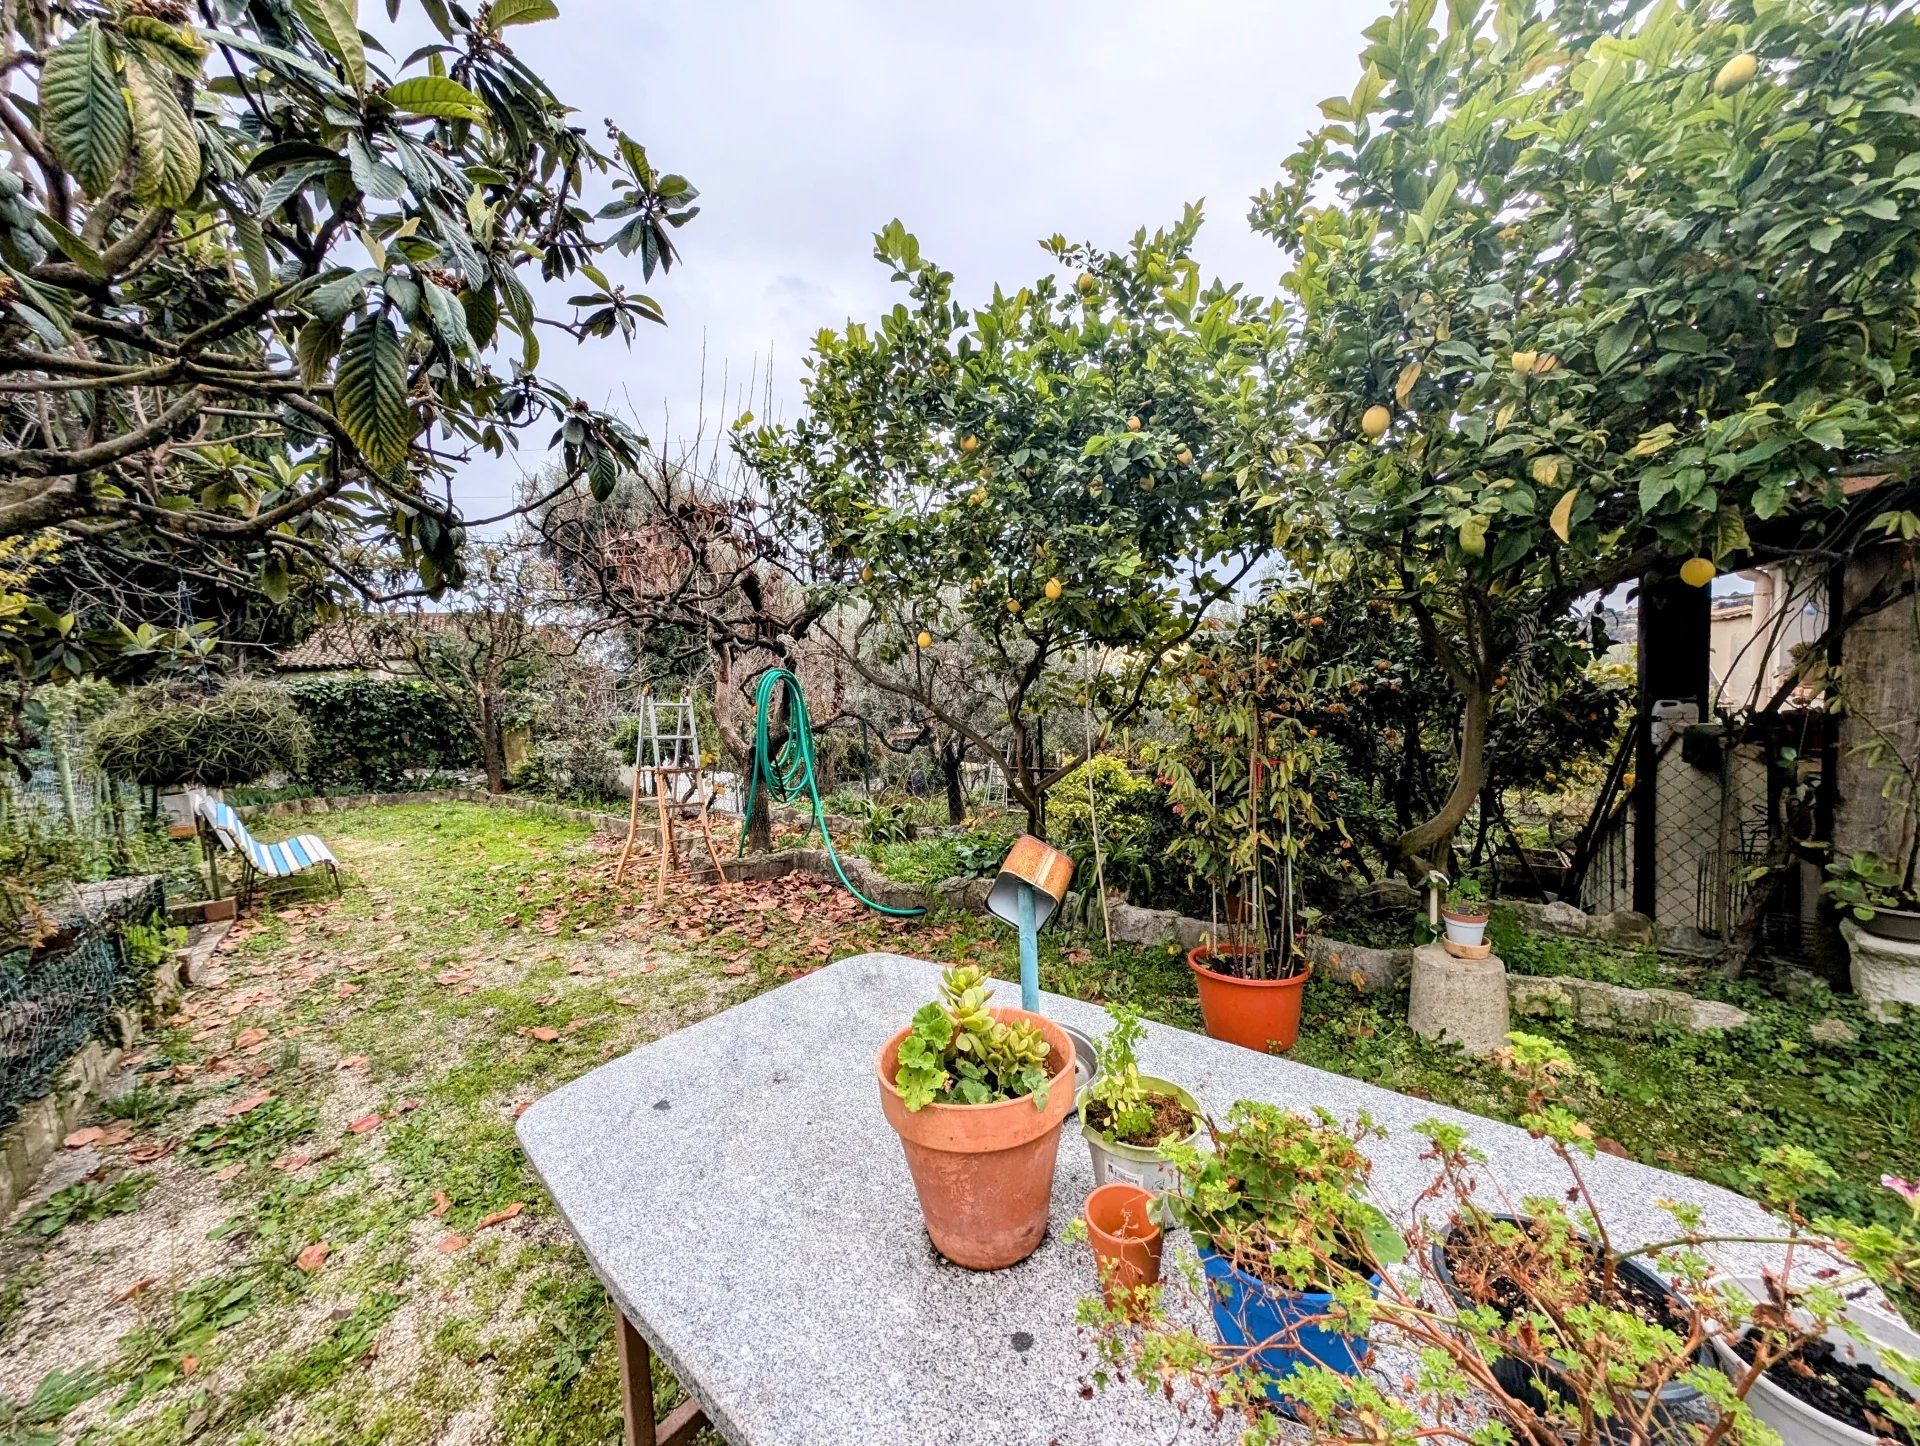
[3,800,1916,1443]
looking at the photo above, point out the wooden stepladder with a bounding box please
[614,690,726,904]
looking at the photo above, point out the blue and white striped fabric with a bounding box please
[190,790,338,880]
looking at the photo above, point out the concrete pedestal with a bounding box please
[1407,942,1510,1056]
[1842,920,1920,1019]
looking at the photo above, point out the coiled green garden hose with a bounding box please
[737,668,926,917]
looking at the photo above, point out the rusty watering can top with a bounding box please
[987,835,1075,933]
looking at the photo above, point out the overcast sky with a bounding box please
[449,0,1377,517]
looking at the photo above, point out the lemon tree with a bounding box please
[1257,0,1920,873]
[742,212,1295,832]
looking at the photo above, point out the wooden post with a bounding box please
[612,1305,707,1446]
[1633,569,1712,920]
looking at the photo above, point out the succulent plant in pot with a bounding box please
[875,965,1075,1269]
[1077,1004,1203,1194]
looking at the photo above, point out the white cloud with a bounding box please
[447,0,1374,515]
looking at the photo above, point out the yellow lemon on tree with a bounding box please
[1044,577,1063,601]
[1511,350,1539,373]
[1713,52,1758,96]
[1680,556,1717,588]
[1006,597,1022,615]
[960,434,979,453]
[969,577,982,591]
[1361,404,1391,440]
[968,487,986,505]
[1176,446,1194,465]
[916,630,933,649]
[1126,415,1142,432]
[1076,271,1096,293]
[860,564,872,582]
[1139,476,1155,491]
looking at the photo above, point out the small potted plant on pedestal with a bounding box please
[1077,1004,1203,1194]
[1441,871,1490,950]
[875,965,1076,1269]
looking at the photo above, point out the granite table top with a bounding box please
[517,951,1787,1446]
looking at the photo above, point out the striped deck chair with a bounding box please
[189,790,342,907]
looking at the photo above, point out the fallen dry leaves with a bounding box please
[295,1241,329,1272]
[430,1190,451,1218]
[225,1089,273,1117]
[476,1202,523,1231]
[347,1113,382,1134]
[436,1234,468,1254]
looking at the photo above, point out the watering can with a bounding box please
[987,835,1075,1012]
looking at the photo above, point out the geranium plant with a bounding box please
[1078,1038,1920,1444]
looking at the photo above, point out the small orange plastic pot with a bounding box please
[1187,943,1311,1054]
[876,1007,1076,1270]
[1084,1182,1164,1308]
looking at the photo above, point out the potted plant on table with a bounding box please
[1159,1102,1406,1391]
[875,965,1076,1269]
[1077,1004,1203,1194]
[1441,871,1491,949]
[1076,1034,1911,1443]
[1704,1170,1920,1446]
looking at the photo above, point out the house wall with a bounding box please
[1833,545,1920,876]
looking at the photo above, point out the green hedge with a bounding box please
[88,681,311,787]
[282,675,475,790]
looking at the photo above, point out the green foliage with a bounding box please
[854,794,922,846]
[88,682,311,788]
[0,1367,105,1446]
[17,1173,154,1241]
[894,965,1053,1111]
[1444,873,1486,915]
[744,211,1293,819]
[2,0,696,698]
[1153,616,1334,966]
[1252,0,1920,870]
[1824,849,1918,919]
[1079,1004,1193,1147]
[1160,1102,1406,1293]
[1048,755,1184,910]
[121,914,185,971]
[283,674,476,793]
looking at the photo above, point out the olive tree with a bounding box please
[742,212,1296,834]
[1256,0,1920,875]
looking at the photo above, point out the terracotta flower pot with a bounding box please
[876,1007,1076,1270]
[1187,944,1311,1054]
[1084,1181,1164,1308]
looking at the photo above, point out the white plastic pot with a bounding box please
[1080,1076,1203,1195]
[1708,1274,1920,1445]
[1442,909,1489,948]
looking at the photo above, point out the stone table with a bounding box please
[517,952,1787,1446]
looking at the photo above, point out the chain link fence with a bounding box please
[0,876,167,1132]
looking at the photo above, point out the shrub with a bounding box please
[282,675,474,791]
[1048,754,1186,910]
[87,682,310,788]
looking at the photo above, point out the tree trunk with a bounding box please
[938,739,966,824]
[744,789,773,853]
[478,696,506,793]
[1394,676,1492,880]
